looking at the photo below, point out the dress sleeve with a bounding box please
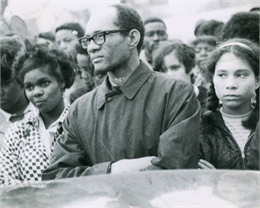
[0,123,23,186]
[151,81,201,169]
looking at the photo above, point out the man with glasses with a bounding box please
[140,17,168,69]
[42,4,200,180]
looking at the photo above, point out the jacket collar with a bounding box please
[96,61,153,109]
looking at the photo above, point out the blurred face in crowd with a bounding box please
[1,78,24,113]
[94,71,107,86]
[144,22,168,55]
[163,50,191,81]
[76,53,95,89]
[24,67,64,115]
[194,42,215,66]
[85,8,131,74]
[213,52,259,115]
[55,29,78,59]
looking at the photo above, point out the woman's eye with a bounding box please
[63,38,72,43]
[25,85,34,91]
[217,73,226,78]
[237,73,247,78]
[42,81,50,87]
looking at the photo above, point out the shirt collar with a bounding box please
[25,99,70,128]
[96,61,153,109]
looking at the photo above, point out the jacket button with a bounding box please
[107,97,113,102]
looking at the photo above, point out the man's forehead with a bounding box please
[145,22,166,32]
[85,7,117,35]
[55,29,75,40]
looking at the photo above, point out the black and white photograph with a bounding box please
[0,0,259,207]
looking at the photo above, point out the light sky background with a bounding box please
[3,0,259,43]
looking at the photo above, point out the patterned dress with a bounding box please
[0,104,70,186]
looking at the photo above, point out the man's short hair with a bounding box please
[55,22,85,39]
[110,4,145,54]
[144,17,167,29]
[190,35,218,47]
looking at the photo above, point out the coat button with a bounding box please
[107,97,113,102]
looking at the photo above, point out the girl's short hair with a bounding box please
[14,46,75,89]
[153,40,195,74]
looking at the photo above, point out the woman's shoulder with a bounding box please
[200,110,223,134]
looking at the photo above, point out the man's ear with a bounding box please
[127,29,140,50]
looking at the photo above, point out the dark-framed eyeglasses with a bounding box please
[78,29,129,49]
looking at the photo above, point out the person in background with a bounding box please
[55,22,84,60]
[42,4,200,181]
[221,11,259,45]
[69,45,95,103]
[93,71,107,87]
[199,38,259,170]
[190,35,218,89]
[194,19,224,40]
[140,17,168,69]
[0,36,34,146]
[35,32,55,48]
[54,22,87,103]
[153,41,207,112]
[0,46,75,186]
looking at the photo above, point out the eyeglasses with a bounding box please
[78,30,129,49]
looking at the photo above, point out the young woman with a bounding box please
[0,46,75,186]
[199,38,259,170]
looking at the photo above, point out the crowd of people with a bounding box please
[0,3,259,186]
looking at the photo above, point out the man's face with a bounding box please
[55,29,79,58]
[144,22,168,55]
[85,8,131,74]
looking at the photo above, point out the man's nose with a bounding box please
[152,33,160,41]
[87,40,101,53]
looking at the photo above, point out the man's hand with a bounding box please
[198,159,216,169]
[111,156,156,174]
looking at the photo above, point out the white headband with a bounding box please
[218,42,253,52]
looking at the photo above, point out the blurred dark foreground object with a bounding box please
[0,170,259,208]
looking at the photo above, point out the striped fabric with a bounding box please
[220,108,252,152]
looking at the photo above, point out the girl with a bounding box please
[0,46,75,185]
[199,38,259,170]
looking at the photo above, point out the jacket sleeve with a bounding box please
[0,124,23,186]
[151,81,201,169]
[42,102,111,181]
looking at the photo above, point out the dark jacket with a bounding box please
[42,61,201,180]
[199,110,259,170]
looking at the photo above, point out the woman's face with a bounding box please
[163,50,191,82]
[213,52,259,115]
[24,67,64,114]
